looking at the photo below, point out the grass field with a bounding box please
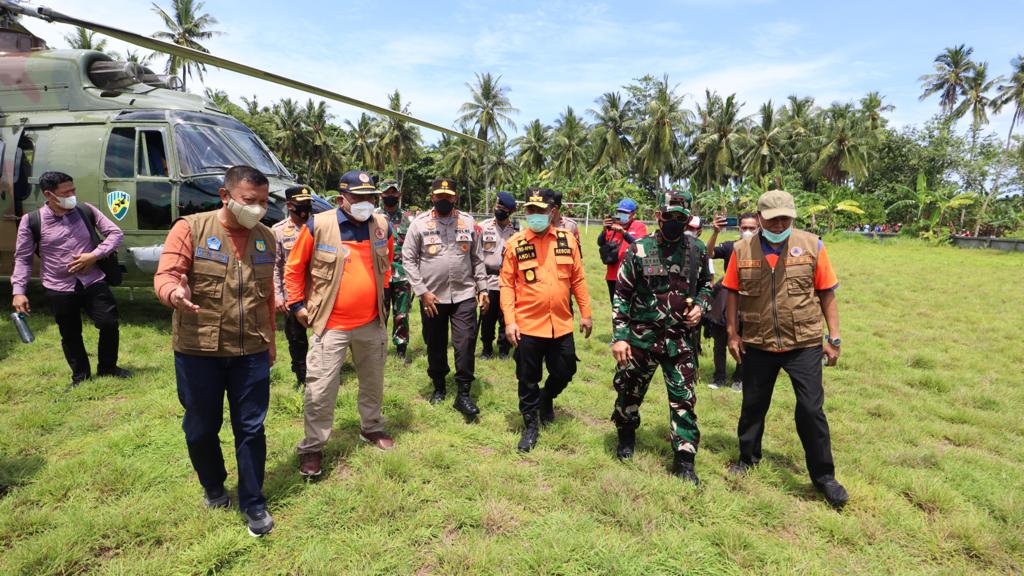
[1,229,1022,575]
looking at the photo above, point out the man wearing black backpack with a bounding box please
[11,171,130,388]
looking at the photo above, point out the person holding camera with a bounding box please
[597,198,647,303]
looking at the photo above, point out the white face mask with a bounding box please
[684,229,697,238]
[348,200,375,222]
[740,230,756,240]
[50,193,77,210]
[227,198,267,229]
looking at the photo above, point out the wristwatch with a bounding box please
[826,335,842,347]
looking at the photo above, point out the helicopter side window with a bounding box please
[137,131,169,177]
[104,127,135,179]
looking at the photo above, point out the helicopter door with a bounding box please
[101,126,174,233]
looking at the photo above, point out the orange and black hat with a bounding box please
[430,178,457,195]
[338,170,378,195]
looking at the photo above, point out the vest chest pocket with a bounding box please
[192,258,227,299]
[253,263,274,299]
[738,267,761,296]
[180,308,222,351]
[786,264,814,295]
[792,306,823,342]
[519,259,540,284]
[423,234,443,257]
[739,311,763,345]
[555,255,574,279]
[311,250,337,280]
[374,245,390,275]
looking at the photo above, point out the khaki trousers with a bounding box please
[297,321,386,454]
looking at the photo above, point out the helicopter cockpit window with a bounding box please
[174,124,239,176]
[137,131,169,177]
[219,129,280,176]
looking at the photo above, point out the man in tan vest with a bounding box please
[722,189,848,508]
[285,170,395,478]
[154,165,277,537]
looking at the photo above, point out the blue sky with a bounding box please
[24,0,1024,143]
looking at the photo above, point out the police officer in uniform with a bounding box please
[377,179,414,362]
[609,191,712,485]
[723,190,848,508]
[272,186,313,387]
[477,191,518,359]
[501,189,592,452]
[402,178,489,418]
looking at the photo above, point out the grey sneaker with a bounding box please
[203,486,230,509]
[245,508,274,537]
[730,380,743,392]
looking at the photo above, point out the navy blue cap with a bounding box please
[617,198,638,213]
[338,170,378,194]
[495,191,516,211]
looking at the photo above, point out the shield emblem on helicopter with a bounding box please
[106,191,130,221]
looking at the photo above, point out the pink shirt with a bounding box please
[11,203,123,294]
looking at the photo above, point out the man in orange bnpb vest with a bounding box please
[723,189,848,508]
[285,170,396,479]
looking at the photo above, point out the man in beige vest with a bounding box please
[722,189,848,508]
[154,165,277,537]
[285,170,395,478]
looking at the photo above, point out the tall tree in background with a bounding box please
[993,55,1024,148]
[919,44,975,118]
[457,73,518,209]
[64,27,111,54]
[860,91,895,132]
[953,62,999,156]
[513,119,551,173]
[589,92,634,172]
[742,101,786,182]
[551,107,589,181]
[636,75,690,188]
[343,113,380,172]
[151,0,221,92]
[377,90,422,185]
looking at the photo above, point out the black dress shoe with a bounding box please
[68,373,91,389]
[453,394,480,418]
[814,476,849,508]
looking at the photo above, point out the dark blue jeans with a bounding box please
[174,351,270,513]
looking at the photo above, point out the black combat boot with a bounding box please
[538,391,555,426]
[294,368,306,389]
[480,343,494,360]
[616,427,636,460]
[517,411,540,452]
[430,379,447,405]
[673,451,700,486]
[453,383,480,418]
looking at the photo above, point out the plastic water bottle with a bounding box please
[10,312,34,344]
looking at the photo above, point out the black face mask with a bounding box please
[382,196,400,208]
[433,199,454,216]
[660,219,686,241]
[290,203,311,220]
[494,209,510,221]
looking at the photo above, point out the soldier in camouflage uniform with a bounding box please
[377,179,413,361]
[609,190,712,485]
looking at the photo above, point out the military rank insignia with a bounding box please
[524,269,538,283]
[642,256,667,276]
[554,232,572,257]
[515,243,537,261]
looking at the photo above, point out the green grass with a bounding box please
[1,229,1022,575]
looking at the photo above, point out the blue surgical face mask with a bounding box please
[617,213,630,224]
[526,214,550,233]
[761,226,792,243]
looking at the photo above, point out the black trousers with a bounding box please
[421,297,477,388]
[46,280,120,379]
[709,323,743,382]
[283,310,308,376]
[515,333,577,414]
[607,280,616,303]
[738,345,835,482]
[478,288,509,354]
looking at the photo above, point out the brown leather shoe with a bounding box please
[299,451,322,476]
[359,430,395,450]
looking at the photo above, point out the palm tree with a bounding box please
[993,54,1024,148]
[803,186,866,232]
[457,73,518,210]
[953,62,1000,158]
[440,136,479,211]
[690,90,748,189]
[484,139,519,192]
[376,90,422,183]
[241,95,264,116]
[64,27,111,53]
[859,92,894,132]
[636,75,691,187]
[151,0,221,92]
[919,44,975,117]
[551,107,589,181]
[342,113,380,172]
[812,103,877,185]
[741,101,786,182]
[123,49,157,67]
[272,98,308,173]
[513,119,550,173]
[589,92,634,172]
[302,100,341,188]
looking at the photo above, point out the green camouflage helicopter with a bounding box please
[0,0,479,285]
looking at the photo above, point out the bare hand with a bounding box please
[505,322,521,347]
[170,274,200,313]
[728,333,745,362]
[68,252,98,274]
[12,295,30,315]
[421,292,439,318]
[684,304,703,327]
[611,340,632,366]
[610,223,625,234]
[823,342,840,367]
[478,292,490,314]
[580,317,593,339]
[295,306,310,327]
[602,217,614,229]
[269,340,277,367]
[276,297,289,314]
[713,215,727,232]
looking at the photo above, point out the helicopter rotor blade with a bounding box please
[0,0,482,143]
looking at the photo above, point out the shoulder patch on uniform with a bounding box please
[789,246,804,257]
[738,259,761,268]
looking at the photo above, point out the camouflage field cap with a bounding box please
[758,190,797,219]
[662,189,692,216]
[379,178,400,193]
